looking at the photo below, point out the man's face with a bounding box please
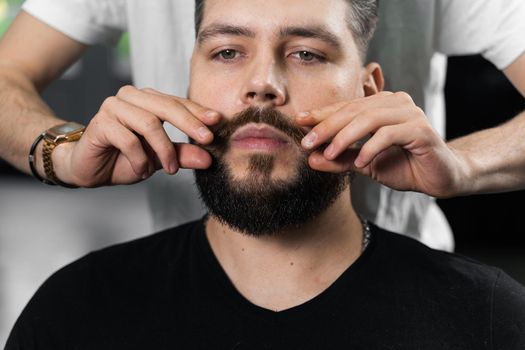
[189,0,371,235]
[190,0,367,178]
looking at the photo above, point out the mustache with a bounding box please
[211,107,307,151]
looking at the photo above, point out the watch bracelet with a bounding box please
[28,132,54,185]
[42,139,79,189]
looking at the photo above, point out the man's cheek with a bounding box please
[289,76,359,109]
[192,77,242,113]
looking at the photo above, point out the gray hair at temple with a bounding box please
[194,0,379,59]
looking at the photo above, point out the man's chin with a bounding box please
[227,153,304,185]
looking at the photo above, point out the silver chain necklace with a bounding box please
[361,218,372,252]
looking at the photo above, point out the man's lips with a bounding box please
[230,123,292,151]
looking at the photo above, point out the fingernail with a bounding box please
[297,111,310,119]
[302,131,317,149]
[169,159,178,174]
[310,153,323,165]
[354,157,364,168]
[142,172,149,180]
[205,110,219,119]
[198,127,211,140]
[324,144,335,159]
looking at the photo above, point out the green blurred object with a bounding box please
[0,20,11,38]
[0,0,25,37]
[116,32,130,59]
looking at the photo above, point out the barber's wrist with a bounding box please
[51,142,77,187]
[446,145,477,197]
[33,141,47,181]
[28,121,85,188]
[32,137,78,187]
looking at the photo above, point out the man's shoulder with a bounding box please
[372,224,513,288]
[40,219,204,294]
[370,225,525,345]
[5,220,206,347]
[372,225,525,300]
[92,219,201,257]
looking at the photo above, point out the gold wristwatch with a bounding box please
[29,122,85,188]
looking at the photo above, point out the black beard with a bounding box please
[194,107,348,236]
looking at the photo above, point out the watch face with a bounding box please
[47,122,85,138]
[50,122,84,134]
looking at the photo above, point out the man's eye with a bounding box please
[291,51,325,64]
[299,51,315,61]
[216,49,238,60]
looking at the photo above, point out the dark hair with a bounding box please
[194,0,379,56]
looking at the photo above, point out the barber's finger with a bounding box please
[322,107,413,160]
[299,106,359,151]
[139,136,163,174]
[142,142,212,172]
[174,143,213,169]
[100,120,152,178]
[354,124,417,168]
[299,93,400,151]
[295,101,348,125]
[141,88,222,125]
[116,85,215,145]
[102,96,179,174]
[295,91,395,126]
[308,149,359,173]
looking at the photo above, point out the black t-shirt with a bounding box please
[5,219,525,349]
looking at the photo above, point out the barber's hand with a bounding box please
[296,91,468,198]
[52,86,221,187]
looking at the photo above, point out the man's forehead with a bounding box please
[199,0,351,39]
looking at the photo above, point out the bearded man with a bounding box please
[6,0,525,348]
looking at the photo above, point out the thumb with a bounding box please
[307,149,360,174]
[174,143,213,170]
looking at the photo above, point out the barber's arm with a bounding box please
[0,11,219,188]
[445,53,525,195]
[0,11,85,175]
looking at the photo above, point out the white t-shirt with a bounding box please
[22,0,525,250]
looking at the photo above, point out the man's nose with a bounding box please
[240,58,287,108]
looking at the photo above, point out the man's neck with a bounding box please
[205,188,363,312]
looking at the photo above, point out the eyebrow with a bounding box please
[198,24,342,50]
[279,26,342,50]
[198,24,256,45]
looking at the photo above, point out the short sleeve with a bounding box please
[435,0,525,70]
[491,270,525,350]
[21,0,127,46]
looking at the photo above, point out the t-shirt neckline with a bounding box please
[194,216,377,323]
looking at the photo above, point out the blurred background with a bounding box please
[1,0,524,345]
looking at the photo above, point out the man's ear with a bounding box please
[362,62,384,96]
